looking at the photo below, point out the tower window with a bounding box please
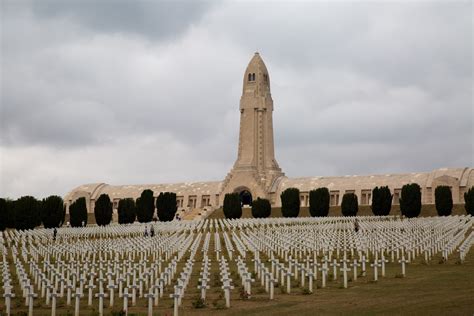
[248,73,252,81]
[252,73,255,81]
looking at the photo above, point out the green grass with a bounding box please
[3,248,473,315]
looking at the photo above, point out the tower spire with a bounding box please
[220,53,284,204]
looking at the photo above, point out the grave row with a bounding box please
[1,215,472,315]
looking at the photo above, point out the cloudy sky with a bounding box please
[1,0,472,199]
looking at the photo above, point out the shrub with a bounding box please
[435,186,453,216]
[251,198,271,218]
[69,197,88,227]
[371,186,393,216]
[191,297,206,308]
[464,187,474,216]
[110,310,126,316]
[281,188,300,217]
[94,194,113,226]
[136,189,154,223]
[309,187,330,217]
[118,198,136,224]
[14,196,40,230]
[341,193,358,217]
[400,183,422,218]
[156,192,178,221]
[223,193,242,219]
[40,195,65,228]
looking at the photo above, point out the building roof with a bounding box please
[275,168,473,194]
[64,167,473,203]
[64,181,223,202]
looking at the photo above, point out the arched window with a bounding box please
[248,73,252,81]
[252,73,256,81]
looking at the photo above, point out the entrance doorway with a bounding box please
[239,190,253,206]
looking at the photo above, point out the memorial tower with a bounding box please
[220,52,285,204]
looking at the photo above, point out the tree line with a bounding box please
[222,185,474,219]
[0,189,178,231]
[1,185,473,230]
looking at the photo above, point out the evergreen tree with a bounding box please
[0,198,7,231]
[435,186,453,216]
[251,198,271,218]
[156,192,178,222]
[69,197,88,227]
[14,196,40,230]
[0,198,16,230]
[5,199,16,228]
[223,193,242,219]
[94,194,113,226]
[465,187,474,216]
[400,183,422,218]
[309,188,330,217]
[371,186,393,216]
[281,188,300,217]
[118,198,136,224]
[40,195,65,228]
[341,193,358,217]
[136,189,154,223]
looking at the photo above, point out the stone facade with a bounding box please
[64,53,473,215]
[219,53,284,205]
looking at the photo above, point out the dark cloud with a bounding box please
[30,0,217,40]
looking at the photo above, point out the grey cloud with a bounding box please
[0,1,472,198]
[29,0,217,40]
[206,1,472,91]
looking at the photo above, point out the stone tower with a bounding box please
[220,53,284,204]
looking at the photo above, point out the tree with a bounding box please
[223,193,242,219]
[465,187,474,216]
[118,198,136,224]
[156,192,178,222]
[14,196,40,230]
[40,195,65,228]
[0,198,16,230]
[341,193,358,217]
[136,189,154,223]
[69,197,88,227]
[251,198,271,218]
[435,186,453,216]
[371,186,393,216]
[0,198,7,231]
[5,199,16,228]
[281,188,300,218]
[309,188,330,217]
[94,194,113,226]
[400,183,422,218]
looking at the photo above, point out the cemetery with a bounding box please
[2,2,473,314]
[1,215,473,315]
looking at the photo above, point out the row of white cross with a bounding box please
[1,215,472,315]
